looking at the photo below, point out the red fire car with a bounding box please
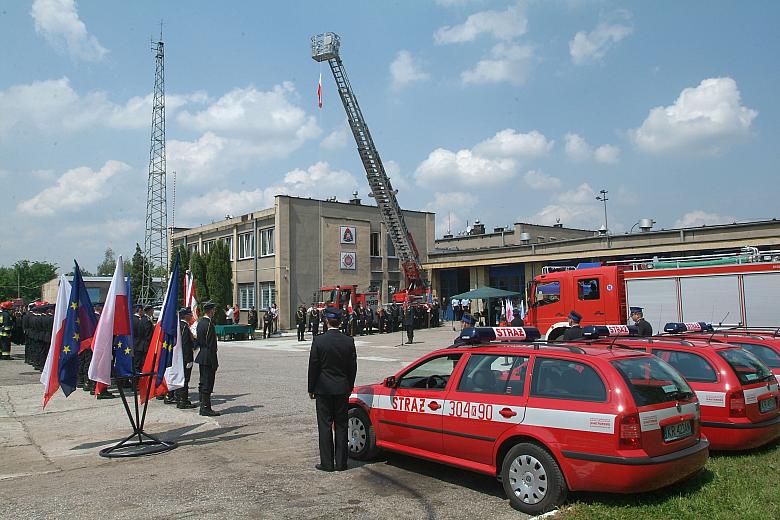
[347,327,709,514]
[679,328,780,385]
[588,323,780,451]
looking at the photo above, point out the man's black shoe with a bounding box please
[96,391,117,400]
[335,466,348,472]
[315,464,334,472]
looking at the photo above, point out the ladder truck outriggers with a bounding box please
[311,32,429,307]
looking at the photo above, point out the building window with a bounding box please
[238,283,255,309]
[260,227,275,257]
[220,236,234,261]
[238,232,254,260]
[386,235,396,258]
[187,243,199,255]
[202,240,215,255]
[370,232,381,257]
[259,281,276,309]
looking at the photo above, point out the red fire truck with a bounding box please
[316,285,379,313]
[527,248,780,339]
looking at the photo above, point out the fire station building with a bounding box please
[170,195,434,329]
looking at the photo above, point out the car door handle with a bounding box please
[428,401,441,411]
[594,311,605,315]
[499,407,517,418]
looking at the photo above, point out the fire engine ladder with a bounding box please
[311,33,427,288]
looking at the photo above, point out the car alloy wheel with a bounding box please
[348,415,367,454]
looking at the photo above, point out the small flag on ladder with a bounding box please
[317,73,323,109]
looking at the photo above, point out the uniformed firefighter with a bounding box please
[177,308,197,409]
[561,310,584,341]
[630,306,653,337]
[403,305,415,344]
[0,301,14,360]
[310,307,320,336]
[195,301,220,416]
[296,305,307,341]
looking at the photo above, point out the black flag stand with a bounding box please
[99,357,178,458]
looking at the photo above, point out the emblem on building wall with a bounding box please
[340,252,357,270]
[340,225,356,244]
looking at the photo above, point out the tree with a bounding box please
[206,241,232,325]
[190,251,209,307]
[0,260,58,303]
[130,244,151,303]
[96,247,117,276]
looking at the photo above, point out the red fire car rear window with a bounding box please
[730,342,780,369]
[611,357,695,407]
[717,349,774,385]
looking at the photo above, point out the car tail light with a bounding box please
[619,413,642,449]
[728,390,746,417]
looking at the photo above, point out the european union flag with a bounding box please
[58,263,97,396]
[113,276,135,378]
[155,255,180,386]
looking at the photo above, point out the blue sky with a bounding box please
[2,0,779,272]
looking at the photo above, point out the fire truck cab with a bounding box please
[527,265,626,340]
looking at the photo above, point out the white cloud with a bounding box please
[17,160,131,216]
[434,3,527,44]
[415,128,552,188]
[526,183,601,228]
[31,0,108,62]
[675,210,735,228]
[631,77,758,154]
[320,125,350,150]
[569,19,633,65]
[0,77,205,137]
[170,83,321,183]
[524,170,561,190]
[390,50,430,89]
[180,162,359,219]
[474,129,553,158]
[461,42,535,86]
[384,160,412,192]
[415,148,517,188]
[177,83,318,139]
[424,192,476,236]
[564,133,620,163]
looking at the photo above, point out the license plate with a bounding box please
[759,397,777,413]
[663,420,692,442]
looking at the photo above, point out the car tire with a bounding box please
[501,442,567,515]
[347,407,379,460]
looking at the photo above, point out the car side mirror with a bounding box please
[384,376,397,388]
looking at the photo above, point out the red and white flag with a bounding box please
[88,257,130,391]
[40,275,70,405]
[506,299,514,323]
[347,292,353,314]
[317,72,323,109]
[184,269,199,333]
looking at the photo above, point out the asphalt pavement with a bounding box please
[0,325,529,520]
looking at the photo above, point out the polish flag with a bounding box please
[40,275,71,406]
[347,292,353,314]
[184,269,199,335]
[506,299,514,323]
[317,73,323,109]
[88,257,130,391]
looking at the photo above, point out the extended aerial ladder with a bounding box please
[311,32,428,303]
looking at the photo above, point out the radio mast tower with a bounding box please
[141,35,168,304]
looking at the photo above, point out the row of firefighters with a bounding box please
[297,301,442,337]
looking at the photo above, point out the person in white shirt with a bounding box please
[225,305,234,323]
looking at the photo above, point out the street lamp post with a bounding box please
[596,189,609,234]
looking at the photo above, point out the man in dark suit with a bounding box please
[307,308,357,472]
[177,307,197,409]
[403,304,415,344]
[195,301,220,417]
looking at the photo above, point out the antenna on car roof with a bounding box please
[709,312,730,343]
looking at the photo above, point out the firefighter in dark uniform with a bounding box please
[0,301,13,360]
[307,308,357,472]
[41,304,54,369]
[296,305,307,341]
[310,307,320,336]
[195,301,220,416]
[23,304,33,364]
[561,310,584,341]
[79,302,101,391]
[403,304,415,344]
[177,308,197,409]
[630,307,653,337]
[389,303,399,333]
